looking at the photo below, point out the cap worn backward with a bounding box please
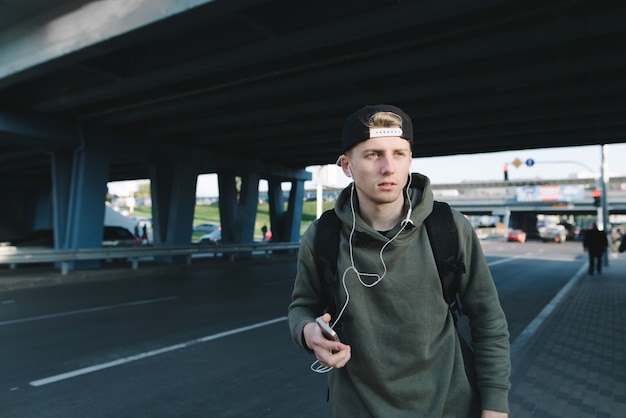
[337,104,413,165]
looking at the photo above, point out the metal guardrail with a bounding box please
[0,242,301,275]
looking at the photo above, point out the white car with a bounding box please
[193,222,221,234]
[199,227,222,244]
[538,224,567,243]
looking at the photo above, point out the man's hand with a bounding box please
[482,410,508,418]
[303,313,351,369]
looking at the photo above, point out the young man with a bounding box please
[288,104,511,417]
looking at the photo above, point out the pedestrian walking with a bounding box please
[583,223,608,274]
[141,224,148,244]
[288,104,510,417]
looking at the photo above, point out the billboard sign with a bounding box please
[516,185,585,202]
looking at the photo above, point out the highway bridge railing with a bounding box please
[0,242,302,276]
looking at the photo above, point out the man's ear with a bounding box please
[340,156,351,177]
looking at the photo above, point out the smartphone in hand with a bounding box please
[316,317,340,342]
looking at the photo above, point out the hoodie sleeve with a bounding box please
[455,212,511,413]
[288,222,328,352]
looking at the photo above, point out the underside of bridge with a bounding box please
[0,0,625,259]
[2,0,626,181]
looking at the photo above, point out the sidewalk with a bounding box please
[509,254,626,417]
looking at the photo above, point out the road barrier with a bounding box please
[0,242,301,275]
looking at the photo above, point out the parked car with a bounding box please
[102,226,141,246]
[5,229,54,247]
[538,224,567,243]
[506,229,527,243]
[199,226,222,244]
[558,221,576,240]
[4,226,140,247]
[193,222,221,234]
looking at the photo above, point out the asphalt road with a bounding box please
[0,240,587,417]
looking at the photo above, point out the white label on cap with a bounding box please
[369,128,403,138]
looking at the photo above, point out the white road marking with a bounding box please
[487,257,519,267]
[0,296,178,326]
[29,316,287,387]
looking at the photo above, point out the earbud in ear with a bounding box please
[347,166,353,178]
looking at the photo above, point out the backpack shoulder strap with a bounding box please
[314,209,342,322]
[425,201,466,323]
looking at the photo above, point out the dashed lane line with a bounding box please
[0,296,178,326]
[29,316,287,387]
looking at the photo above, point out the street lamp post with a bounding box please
[601,145,610,267]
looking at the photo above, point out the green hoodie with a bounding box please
[288,173,510,417]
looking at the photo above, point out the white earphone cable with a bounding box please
[311,176,414,373]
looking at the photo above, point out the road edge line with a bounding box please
[509,263,587,359]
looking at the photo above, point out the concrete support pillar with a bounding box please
[65,142,111,268]
[66,145,111,248]
[267,178,304,242]
[218,172,238,244]
[267,178,285,241]
[51,150,73,248]
[285,179,305,242]
[237,172,260,243]
[150,161,198,247]
[217,171,260,243]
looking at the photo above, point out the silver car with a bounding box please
[538,224,567,243]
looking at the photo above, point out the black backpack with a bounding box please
[314,201,465,330]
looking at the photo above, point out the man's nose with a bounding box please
[380,154,396,173]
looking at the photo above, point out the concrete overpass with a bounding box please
[434,176,626,238]
[1,0,625,267]
[434,176,626,215]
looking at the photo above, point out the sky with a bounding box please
[108,143,625,197]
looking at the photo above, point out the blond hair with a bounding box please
[365,111,403,129]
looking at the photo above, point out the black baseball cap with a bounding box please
[337,104,413,165]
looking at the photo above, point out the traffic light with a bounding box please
[592,189,601,207]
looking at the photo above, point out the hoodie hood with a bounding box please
[334,172,434,242]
